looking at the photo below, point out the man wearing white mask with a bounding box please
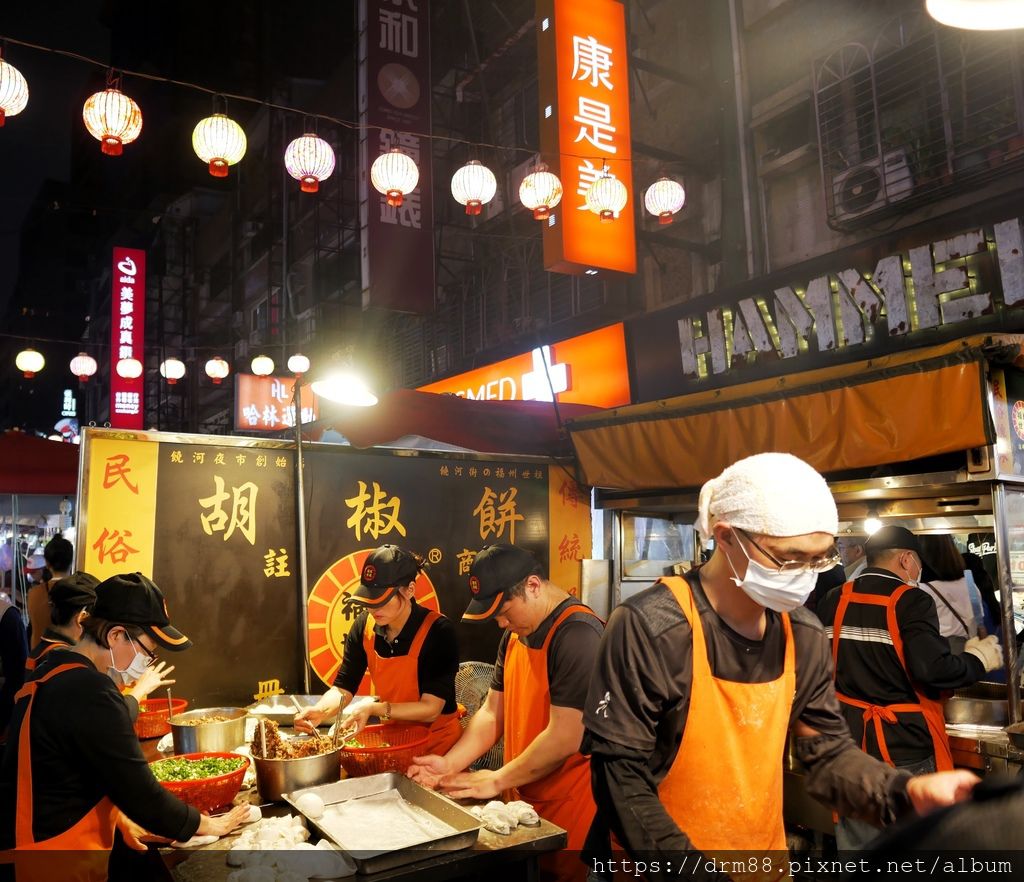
[583,453,981,877]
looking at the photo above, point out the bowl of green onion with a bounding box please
[149,751,250,813]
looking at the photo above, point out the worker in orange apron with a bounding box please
[24,572,98,676]
[408,544,604,882]
[295,545,462,754]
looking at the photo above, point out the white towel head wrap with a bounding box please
[697,452,838,539]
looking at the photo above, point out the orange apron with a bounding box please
[7,661,119,882]
[830,581,953,770]
[24,639,68,676]
[657,577,793,881]
[363,609,462,756]
[504,604,598,882]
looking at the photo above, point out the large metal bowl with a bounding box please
[944,696,1008,727]
[169,707,248,754]
[253,740,343,802]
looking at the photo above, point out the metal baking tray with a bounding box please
[247,694,327,727]
[284,772,481,874]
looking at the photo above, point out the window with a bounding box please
[621,514,696,580]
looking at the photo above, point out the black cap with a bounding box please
[865,525,921,556]
[462,545,541,622]
[49,572,99,610]
[92,573,192,651]
[351,546,422,608]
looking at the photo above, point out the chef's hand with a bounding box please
[125,662,176,702]
[294,707,327,734]
[407,754,452,789]
[197,804,251,839]
[115,812,171,851]
[341,704,373,738]
[439,769,502,801]
[906,770,980,815]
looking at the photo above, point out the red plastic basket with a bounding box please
[339,723,430,778]
[151,752,249,813]
[134,698,189,739]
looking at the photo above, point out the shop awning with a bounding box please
[566,337,1007,491]
[0,431,80,495]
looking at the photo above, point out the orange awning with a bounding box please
[567,337,1005,491]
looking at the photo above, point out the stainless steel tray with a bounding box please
[247,694,327,727]
[284,772,481,874]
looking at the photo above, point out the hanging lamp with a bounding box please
[159,358,186,385]
[205,357,230,384]
[15,348,44,378]
[519,164,563,220]
[192,101,246,177]
[451,160,497,216]
[644,177,686,225]
[284,133,336,193]
[82,76,142,156]
[69,352,98,382]
[370,147,419,207]
[584,168,628,222]
[0,50,29,127]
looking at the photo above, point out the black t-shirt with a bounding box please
[0,605,27,735]
[817,568,984,764]
[490,596,604,711]
[0,648,199,847]
[332,602,459,714]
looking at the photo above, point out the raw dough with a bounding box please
[295,791,325,820]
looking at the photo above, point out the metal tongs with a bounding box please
[292,696,326,745]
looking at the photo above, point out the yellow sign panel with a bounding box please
[547,467,592,597]
[82,437,158,580]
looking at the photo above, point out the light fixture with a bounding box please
[116,357,142,379]
[82,82,142,156]
[205,356,230,384]
[519,164,563,220]
[644,177,686,225]
[287,353,310,376]
[585,168,628,222]
[926,0,1024,30]
[15,347,44,378]
[450,160,497,216]
[69,352,97,382]
[159,357,186,385]
[863,505,883,536]
[0,51,29,126]
[310,371,378,407]
[284,133,336,193]
[370,148,419,207]
[251,354,275,377]
[192,111,246,177]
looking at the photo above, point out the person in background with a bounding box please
[961,550,1000,635]
[0,590,27,745]
[917,535,985,653]
[25,572,98,674]
[818,525,1002,849]
[26,537,73,650]
[295,545,462,755]
[409,544,603,882]
[840,536,867,581]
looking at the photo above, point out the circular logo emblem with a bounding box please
[307,551,440,689]
[362,564,376,583]
[469,575,481,595]
[1013,400,1024,442]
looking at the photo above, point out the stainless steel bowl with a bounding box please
[253,742,343,802]
[170,707,248,754]
[943,696,1008,726]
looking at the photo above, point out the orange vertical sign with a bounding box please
[537,0,635,275]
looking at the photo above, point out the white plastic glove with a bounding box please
[965,635,1003,672]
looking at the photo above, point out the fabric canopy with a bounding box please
[567,337,998,491]
[314,389,600,458]
[0,431,80,495]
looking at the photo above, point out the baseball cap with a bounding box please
[92,572,192,651]
[462,545,542,622]
[865,525,921,556]
[49,571,99,610]
[350,545,422,608]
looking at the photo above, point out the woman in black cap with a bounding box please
[0,572,248,881]
[295,544,462,755]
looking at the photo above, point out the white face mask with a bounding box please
[108,633,152,685]
[725,532,817,613]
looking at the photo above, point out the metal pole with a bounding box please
[992,482,1020,724]
[294,380,311,693]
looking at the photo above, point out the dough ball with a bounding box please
[295,792,325,820]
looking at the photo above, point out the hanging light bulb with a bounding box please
[370,147,419,207]
[0,51,29,127]
[116,357,142,379]
[519,164,563,220]
[287,354,310,376]
[251,354,275,377]
[311,371,378,407]
[15,348,44,378]
[192,112,247,177]
[284,133,336,193]
[82,84,143,156]
[584,168,629,222]
[69,352,98,382]
[159,358,186,385]
[205,357,230,384]
[644,177,686,225]
[450,160,497,216]
[926,0,1024,30]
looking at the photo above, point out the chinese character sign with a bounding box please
[537,0,635,274]
[359,0,435,313]
[234,374,321,433]
[109,247,146,428]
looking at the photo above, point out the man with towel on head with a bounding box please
[583,453,981,876]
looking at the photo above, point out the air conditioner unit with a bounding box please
[832,150,913,222]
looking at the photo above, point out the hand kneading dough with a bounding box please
[295,791,326,820]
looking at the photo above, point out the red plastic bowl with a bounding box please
[150,751,249,813]
[134,698,189,739]
[339,723,429,778]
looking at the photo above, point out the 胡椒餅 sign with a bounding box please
[109,247,145,429]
